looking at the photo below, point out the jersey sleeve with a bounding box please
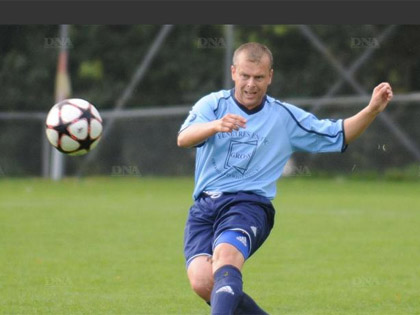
[179,93,218,133]
[282,103,348,153]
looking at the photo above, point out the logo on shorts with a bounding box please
[251,226,257,237]
[225,140,258,175]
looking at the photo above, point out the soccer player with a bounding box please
[177,42,393,314]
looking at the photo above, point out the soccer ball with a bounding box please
[45,98,103,156]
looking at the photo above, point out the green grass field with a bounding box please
[1,177,419,314]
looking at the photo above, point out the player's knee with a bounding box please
[189,276,213,301]
[212,243,245,271]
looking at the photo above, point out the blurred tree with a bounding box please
[2,25,420,112]
[0,25,57,111]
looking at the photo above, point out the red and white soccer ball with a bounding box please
[45,98,103,156]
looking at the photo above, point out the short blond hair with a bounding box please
[233,42,273,69]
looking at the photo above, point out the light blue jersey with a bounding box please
[180,89,347,200]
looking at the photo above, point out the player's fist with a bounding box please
[367,82,393,115]
[214,113,247,132]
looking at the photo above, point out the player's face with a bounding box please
[231,53,273,110]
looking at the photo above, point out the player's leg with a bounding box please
[211,232,268,315]
[186,247,266,315]
[184,197,215,304]
[211,242,244,315]
[210,192,275,315]
[187,255,213,302]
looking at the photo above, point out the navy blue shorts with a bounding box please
[184,191,275,266]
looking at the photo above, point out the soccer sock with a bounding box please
[208,292,268,315]
[235,292,269,315]
[210,265,243,315]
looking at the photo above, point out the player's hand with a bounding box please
[367,82,393,115]
[214,114,247,132]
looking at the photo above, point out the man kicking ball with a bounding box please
[177,42,393,314]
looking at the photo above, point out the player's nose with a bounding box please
[246,78,256,88]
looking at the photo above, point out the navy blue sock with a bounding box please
[208,292,268,315]
[235,292,269,315]
[210,265,243,315]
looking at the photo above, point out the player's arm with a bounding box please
[177,114,247,148]
[343,82,393,144]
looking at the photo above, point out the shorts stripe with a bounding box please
[186,253,212,268]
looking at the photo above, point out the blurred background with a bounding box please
[1,25,419,180]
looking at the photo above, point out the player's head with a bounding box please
[231,42,273,110]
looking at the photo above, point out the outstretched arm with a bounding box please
[344,82,393,144]
[177,113,247,148]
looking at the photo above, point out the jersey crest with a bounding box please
[224,140,258,175]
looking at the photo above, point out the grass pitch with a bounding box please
[0,177,419,314]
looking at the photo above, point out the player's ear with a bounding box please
[231,65,236,80]
[268,68,273,85]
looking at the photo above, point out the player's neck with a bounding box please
[231,89,266,114]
